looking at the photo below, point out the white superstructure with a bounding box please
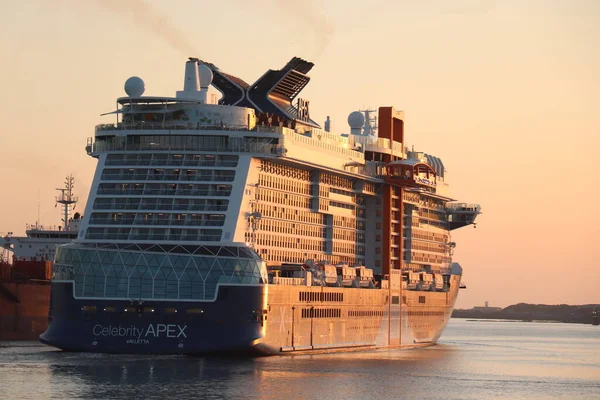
[1,176,80,262]
[78,57,480,278]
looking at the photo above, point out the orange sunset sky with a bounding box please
[0,0,598,308]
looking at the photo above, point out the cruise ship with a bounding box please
[40,57,480,354]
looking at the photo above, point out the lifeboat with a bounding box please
[336,264,356,287]
[407,272,420,290]
[355,266,374,288]
[323,264,339,286]
[434,273,444,290]
[420,272,433,291]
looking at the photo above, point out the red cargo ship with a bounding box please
[0,176,79,340]
[0,260,52,340]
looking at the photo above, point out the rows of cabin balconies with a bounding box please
[92,198,228,212]
[100,168,236,182]
[84,227,222,242]
[403,239,448,254]
[96,183,232,197]
[404,253,451,265]
[417,209,446,222]
[88,212,225,227]
[95,122,252,133]
[105,153,239,168]
[402,191,446,210]
[87,134,283,156]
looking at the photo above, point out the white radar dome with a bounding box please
[124,76,145,97]
[348,111,365,129]
[198,63,213,89]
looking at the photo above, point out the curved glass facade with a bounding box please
[53,244,266,301]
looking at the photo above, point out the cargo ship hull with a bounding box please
[40,274,460,355]
[1,180,80,341]
[0,260,52,341]
[0,282,51,341]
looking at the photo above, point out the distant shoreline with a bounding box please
[452,303,600,325]
[461,319,561,324]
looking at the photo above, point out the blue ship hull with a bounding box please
[40,282,267,354]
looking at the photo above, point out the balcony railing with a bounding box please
[446,203,481,212]
[104,159,239,167]
[96,122,252,133]
[88,139,284,155]
[84,232,222,242]
[88,219,225,227]
[92,204,228,212]
[100,173,235,182]
[96,188,232,197]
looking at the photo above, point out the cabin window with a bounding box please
[301,308,341,318]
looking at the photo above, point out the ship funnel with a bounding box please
[324,116,331,132]
[184,59,200,92]
[198,63,214,104]
[176,59,202,100]
[176,59,214,103]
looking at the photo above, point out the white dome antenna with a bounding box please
[348,111,365,135]
[124,76,145,97]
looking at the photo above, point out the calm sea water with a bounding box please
[1,319,598,400]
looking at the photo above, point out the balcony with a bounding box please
[96,122,251,133]
[87,134,283,156]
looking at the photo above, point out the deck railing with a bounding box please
[96,122,252,133]
[88,139,284,155]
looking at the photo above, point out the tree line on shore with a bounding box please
[452,303,599,325]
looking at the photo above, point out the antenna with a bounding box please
[37,188,40,228]
[359,109,378,136]
[55,175,78,231]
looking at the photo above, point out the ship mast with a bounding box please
[359,109,378,137]
[55,175,78,231]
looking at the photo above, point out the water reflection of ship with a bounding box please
[42,346,458,399]
[46,356,258,398]
[0,176,80,340]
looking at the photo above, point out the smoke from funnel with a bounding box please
[95,0,199,57]
[272,0,334,60]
